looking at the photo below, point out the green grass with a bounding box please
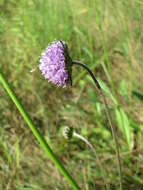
[0,0,143,189]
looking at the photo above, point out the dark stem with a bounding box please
[72,60,123,190]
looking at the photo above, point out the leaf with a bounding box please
[87,76,118,105]
[73,26,84,37]
[87,88,100,103]
[82,47,93,58]
[115,108,133,150]
[96,102,102,116]
[18,188,34,190]
[132,90,143,103]
[122,42,129,56]
[115,109,123,131]
[120,79,128,99]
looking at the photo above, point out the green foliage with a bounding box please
[18,188,34,190]
[115,108,133,150]
[132,91,143,103]
[0,0,143,189]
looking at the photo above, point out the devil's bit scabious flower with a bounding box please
[63,126,73,140]
[39,40,72,87]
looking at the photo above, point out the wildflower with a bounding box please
[62,126,73,139]
[39,40,72,87]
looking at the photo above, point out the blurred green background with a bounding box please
[0,0,143,189]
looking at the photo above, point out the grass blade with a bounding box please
[0,69,80,190]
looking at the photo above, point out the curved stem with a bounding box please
[0,70,80,190]
[72,60,123,190]
[73,132,110,190]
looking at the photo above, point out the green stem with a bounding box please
[0,70,80,190]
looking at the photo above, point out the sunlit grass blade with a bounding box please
[115,108,133,150]
[0,69,80,190]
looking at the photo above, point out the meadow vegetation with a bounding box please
[0,0,143,189]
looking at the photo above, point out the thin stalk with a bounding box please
[72,60,122,190]
[0,70,80,190]
[73,132,110,190]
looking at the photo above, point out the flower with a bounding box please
[39,40,72,87]
[62,126,73,139]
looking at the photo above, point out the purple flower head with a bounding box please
[39,40,72,87]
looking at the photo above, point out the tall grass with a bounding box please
[0,0,143,189]
[0,70,80,190]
